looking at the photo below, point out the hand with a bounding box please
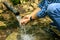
[20,15,31,25]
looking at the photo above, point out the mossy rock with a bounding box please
[0,11,19,29]
[6,32,18,40]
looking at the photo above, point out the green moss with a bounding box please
[0,16,6,21]
[6,20,19,28]
[11,0,21,5]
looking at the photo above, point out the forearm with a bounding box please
[30,7,41,19]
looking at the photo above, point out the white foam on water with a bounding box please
[21,34,34,40]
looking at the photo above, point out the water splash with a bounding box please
[16,16,35,40]
[21,34,34,40]
[20,25,35,40]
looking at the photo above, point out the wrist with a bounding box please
[30,16,35,21]
[30,16,33,21]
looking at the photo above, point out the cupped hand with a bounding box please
[20,15,31,25]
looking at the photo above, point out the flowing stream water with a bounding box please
[16,16,35,40]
